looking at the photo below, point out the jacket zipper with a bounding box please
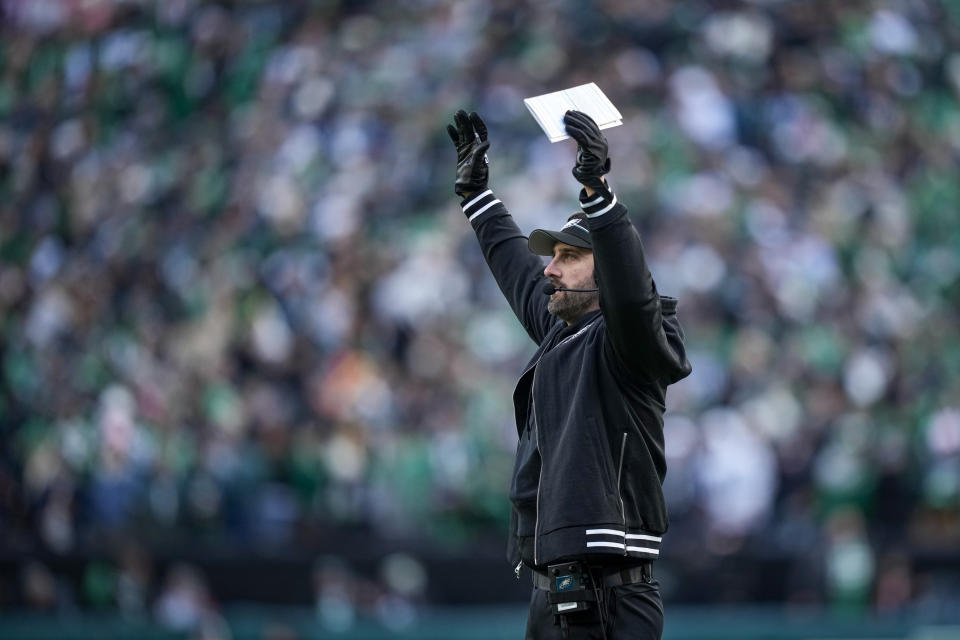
[516,321,597,573]
[531,366,543,566]
[511,353,546,577]
[616,431,628,555]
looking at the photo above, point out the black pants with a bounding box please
[524,580,663,640]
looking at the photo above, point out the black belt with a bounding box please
[531,562,652,590]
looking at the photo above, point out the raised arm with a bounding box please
[447,110,555,344]
[563,110,692,384]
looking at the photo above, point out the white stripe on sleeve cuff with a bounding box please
[468,199,501,221]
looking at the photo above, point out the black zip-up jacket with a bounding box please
[460,185,692,571]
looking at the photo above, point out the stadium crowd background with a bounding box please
[1,0,959,637]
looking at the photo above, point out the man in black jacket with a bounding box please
[446,109,692,639]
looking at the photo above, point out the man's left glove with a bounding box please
[563,110,611,192]
[446,109,490,197]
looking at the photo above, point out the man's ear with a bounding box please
[593,269,600,287]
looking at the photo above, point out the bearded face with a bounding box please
[543,243,600,324]
[546,271,599,324]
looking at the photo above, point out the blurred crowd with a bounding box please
[2,0,960,634]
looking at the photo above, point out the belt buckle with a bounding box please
[617,562,652,586]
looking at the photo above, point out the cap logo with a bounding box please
[562,220,589,234]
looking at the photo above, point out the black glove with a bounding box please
[563,110,611,192]
[446,109,490,197]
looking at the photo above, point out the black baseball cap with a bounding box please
[528,212,592,256]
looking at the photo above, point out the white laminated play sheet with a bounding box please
[523,83,623,142]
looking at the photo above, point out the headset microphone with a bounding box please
[541,283,599,295]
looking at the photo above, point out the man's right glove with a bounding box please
[446,109,490,197]
[563,110,611,192]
